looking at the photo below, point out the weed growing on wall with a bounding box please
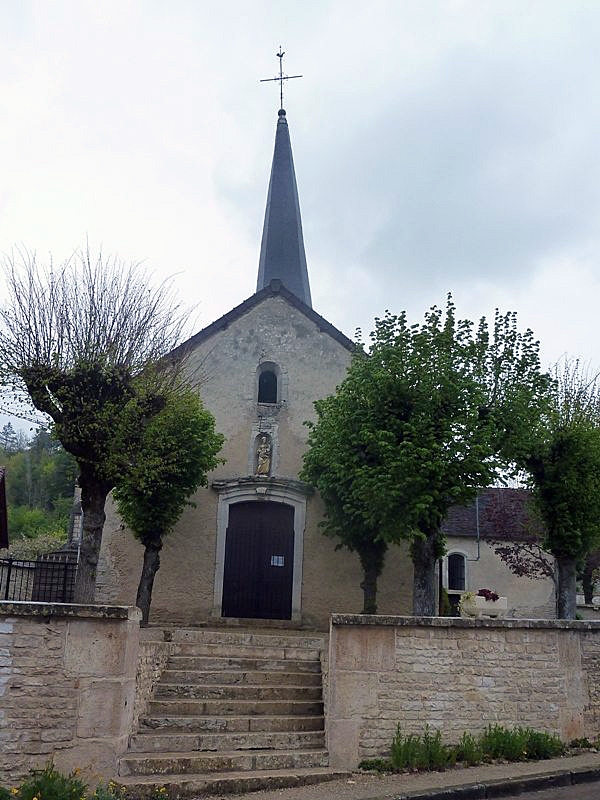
[391,725,456,771]
[360,724,566,773]
[17,763,87,800]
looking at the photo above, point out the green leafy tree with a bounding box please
[113,387,224,625]
[0,248,185,601]
[301,297,550,615]
[523,360,600,618]
[0,422,18,451]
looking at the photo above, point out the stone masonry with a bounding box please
[327,614,600,770]
[0,602,140,786]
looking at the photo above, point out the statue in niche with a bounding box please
[255,434,272,476]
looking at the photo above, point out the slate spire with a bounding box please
[257,109,312,308]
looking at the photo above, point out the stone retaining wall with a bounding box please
[0,602,140,786]
[327,614,600,770]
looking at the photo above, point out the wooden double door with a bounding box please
[222,501,295,620]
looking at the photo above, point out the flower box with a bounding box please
[460,594,508,619]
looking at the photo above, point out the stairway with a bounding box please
[117,628,346,796]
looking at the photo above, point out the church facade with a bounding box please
[96,108,414,627]
[96,108,555,627]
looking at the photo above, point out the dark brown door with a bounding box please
[222,501,294,620]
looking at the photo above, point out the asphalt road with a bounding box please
[512,784,600,799]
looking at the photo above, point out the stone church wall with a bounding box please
[96,294,414,628]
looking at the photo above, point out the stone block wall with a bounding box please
[131,629,176,732]
[0,602,140,786]
[327,614,600,770]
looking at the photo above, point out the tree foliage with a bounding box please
[113,387,224,624]
[523,360,600,618]
[0,248,186,601]
[0,426,77,555]
[301,297,550,615]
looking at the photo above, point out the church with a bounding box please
[96,103,555,627]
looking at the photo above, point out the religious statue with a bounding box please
[255,434,272,476]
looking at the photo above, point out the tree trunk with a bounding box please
[411,532,441,616]
[582,555,595,605]
[556,555,577,619]
[74,475,110,604]
[358,540,387,615]
[136,538,163,627]
[360,563,379,614]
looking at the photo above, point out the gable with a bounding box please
[172,279,355,361]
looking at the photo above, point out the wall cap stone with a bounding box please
[330,613,600,631]
[0,601,141,621]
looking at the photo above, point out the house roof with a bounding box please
[443,487,541,542]
[256,109,312,308]
[171,279,355,360]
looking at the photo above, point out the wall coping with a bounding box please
[330,613,600,631]
[0,601,141,621]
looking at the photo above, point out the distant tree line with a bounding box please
[0,423,77,556]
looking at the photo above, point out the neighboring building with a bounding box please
[442,488,555,618]
[96,108,555,627]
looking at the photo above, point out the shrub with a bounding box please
[390,725,455,771]
[18,763,87,800]
[0,787,12,800]
[455,731,483,766]
[524,729,565,759]
[479,724,564,762]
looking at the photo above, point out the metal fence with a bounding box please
[0,552,77,603]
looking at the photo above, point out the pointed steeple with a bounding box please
[257,109,312,308]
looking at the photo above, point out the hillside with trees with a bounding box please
[0,423,77,557]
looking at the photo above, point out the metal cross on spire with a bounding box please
[260,47,302,111]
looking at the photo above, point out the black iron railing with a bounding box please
[0,553,77,603]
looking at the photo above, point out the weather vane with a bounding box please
[260,47,302,111]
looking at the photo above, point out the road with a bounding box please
[507,783,600,799]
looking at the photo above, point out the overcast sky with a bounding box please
[1,1,600,431]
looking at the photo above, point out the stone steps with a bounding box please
[128,729,325,753]
[147,698,324,716]
[171,642,321,660]
[138,714,324,733]
[154,683,323,701]
[160,668,322,685]
[120,748,329,776]
[118,627,340,796]
[166,655,321,672]
[164,629,325,649]
[116,767,347,798]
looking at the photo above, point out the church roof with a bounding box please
[172,279,354,359]
[256,109,312,307]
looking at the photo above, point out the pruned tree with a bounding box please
[113,387,224,625]
[301,297,550,615]
[0,248,186,602]
[522,360,600,618]
[487,361,600,618]
[300,367,388,614]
